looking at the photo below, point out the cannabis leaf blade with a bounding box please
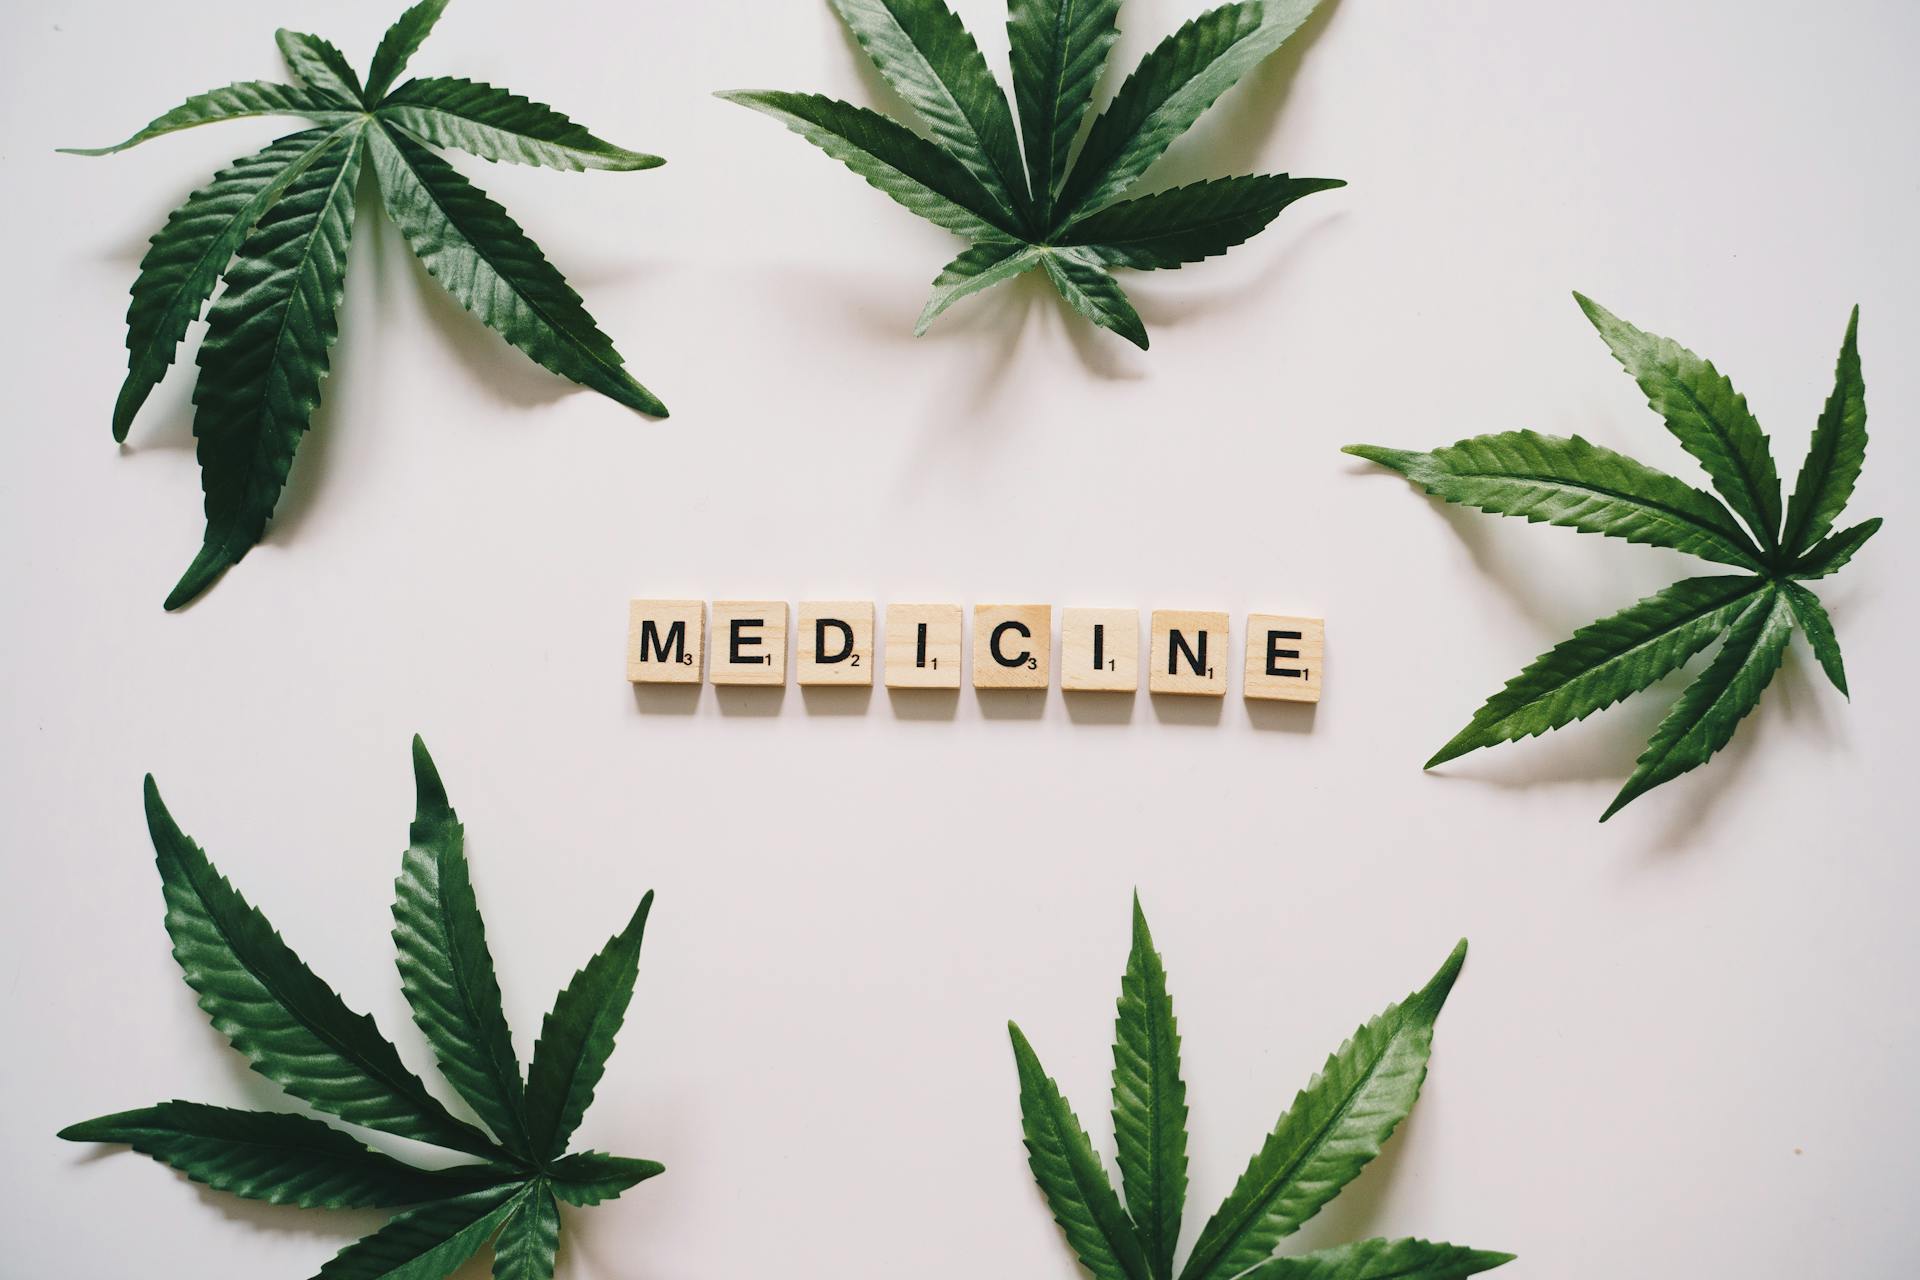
[1007,0,1121,221]
[59,82,356,156]
[716,91,1017,239]
[1057,1,1319,224]
[1349,299,1878,819]
[393,738,533,1160]
[367,123,666,416]
[1043,246,1148,349]
[111,126,349,442]
[548,1152,666,1206]
[1066,175,1344,269]
[1576,293,1782,553]
[277,30,366,105]
[1792,517,1881,580]
[1015,905,1508,1280]
[917,240,1044,334]
[379,78,663,171]
[829,0,1028,220]
[56,1102,493,1209]
[1342,433,1763,568]
[77,2,669,605]
[1781,306,1867,556]
[1602,589,1795,821]
[69,739,669,1280]
[1427,576,1767,767]
[168,123,366,611]
[142,774,498,1159]
[1241,1237,1515,1280]
[491,1183,561,1280]
[316,1185,526,1280]
[1010,1023,1153,1280]
[1180,942,1466,1280]
[732,0,1330,345]
[525,893,655,1160]
[366,0,451,103]
[1112,897,1187,1280]
[1780,581,1847,697]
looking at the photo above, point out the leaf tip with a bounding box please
[1341,444,1419,474]
[609,375,669,419]
[1411,938,1469,1019]
[164,543,234,611]
[410,735,449,810]
[1572,291,1628,341]
[141,774,172,832]
[1128,892,1154,950]
[1424,730,1482,770]
[1571,289,1615,327]
[622,888,656,941]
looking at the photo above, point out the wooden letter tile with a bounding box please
[626,600,704,684]
[709,600,788,685]
[796,601,875,686]
[972,604,1051,689]
[884,603,963,689]
[1244,614,1323,703]
[1060,608,1139,692]
[1149,610,1229,696]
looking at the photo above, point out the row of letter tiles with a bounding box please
[628,602,1321,701]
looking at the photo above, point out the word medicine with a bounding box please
[626,602,1322,702]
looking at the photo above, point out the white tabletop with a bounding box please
[2,1,1914,1275]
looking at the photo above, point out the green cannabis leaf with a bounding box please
[60,736,662,1280]
[1347,295,1881,821]
[65,0,667,610]
[720,0,1341,348]
[1009,897,1511,1280]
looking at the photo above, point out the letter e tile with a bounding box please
[1244,614,1323,703]
[710,601,788,685]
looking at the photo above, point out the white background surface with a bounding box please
[2,0,1916,1275]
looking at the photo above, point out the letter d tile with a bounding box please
[797,601,874,687]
